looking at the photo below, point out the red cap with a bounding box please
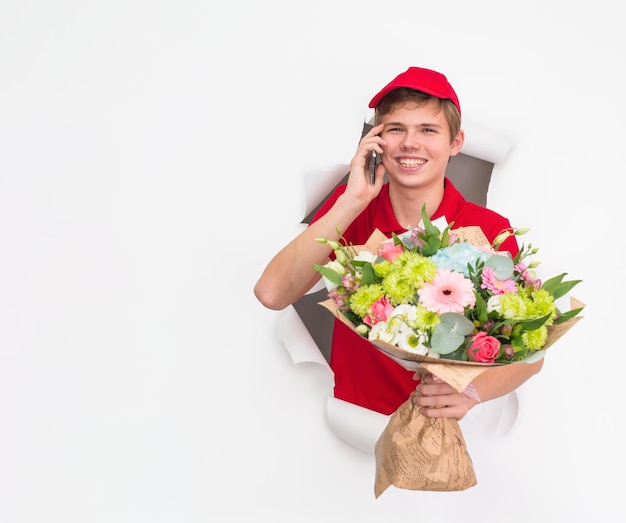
[368,66,461,115]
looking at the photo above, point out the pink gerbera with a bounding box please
[481,267,518,295]
[418,269,476,314]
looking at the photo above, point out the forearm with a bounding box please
[472,358,544,403]
[254,192,366,310]
[254,226,333,310]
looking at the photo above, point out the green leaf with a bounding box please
[442,347,469,361]
[312,265,343,285]
[421,204,440,237]
[360,263,377,285]
[421,236,441,257]
[391,232,403,246]
[550,280,582,300]
[541,273,565,292]
[554,307,584,324]
[542,273,582,300]
[518,312,552,331]
[474,292,488,324]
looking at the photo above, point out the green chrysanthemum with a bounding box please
[412,303,441,332]
[522,324,548,350]
[381,271,416,305]
[399,252,438,284]
[349,284,385,318]
[380,252,437,306]
[528,288,557,325]
[373,260,392,277]
[499,293,528,319]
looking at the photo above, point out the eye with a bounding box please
[422,127,436,133]
[387,127,404,133]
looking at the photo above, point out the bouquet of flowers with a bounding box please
[313,207,584,496]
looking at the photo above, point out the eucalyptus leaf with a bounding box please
[485,254,514,280]
[431,324,464,354]
[431,313,475,354]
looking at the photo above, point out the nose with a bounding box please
[400,130,421,150]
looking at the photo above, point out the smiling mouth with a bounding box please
[398,158,426,167]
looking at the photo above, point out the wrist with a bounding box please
[463,382,481,404]
[336,188,370,217]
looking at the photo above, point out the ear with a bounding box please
[449,129,465,157]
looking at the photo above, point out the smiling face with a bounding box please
[378,100,464,192]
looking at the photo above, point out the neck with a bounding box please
[388,182,445,230]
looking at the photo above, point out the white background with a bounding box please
[0,1,622,521]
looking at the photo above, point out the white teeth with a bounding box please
[399,159,425,166]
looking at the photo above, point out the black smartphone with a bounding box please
[368,151,380,185]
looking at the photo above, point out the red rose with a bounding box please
[467,332,500,363]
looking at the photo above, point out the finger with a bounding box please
[360,126,384,150]
[360,140,382,159]
[418,382,455,398]
[415,393,446,407]
[419,405,463,419]
[422,373,442,384]
[364,123,384,137]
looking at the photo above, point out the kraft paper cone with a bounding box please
[374,392,477,497]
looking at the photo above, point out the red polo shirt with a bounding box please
[311,179,519,415]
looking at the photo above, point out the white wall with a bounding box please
[0,1,622,521]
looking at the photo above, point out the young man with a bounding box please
[254,66,543,416]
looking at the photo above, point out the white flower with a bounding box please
[391,304,418,322]
[487,295,502,314]
[368,321,400,345]
[324,259,346,275]
[488,294,518,319]
[355,324,369,336]
[354,250,378,264]
[396,325,429,355]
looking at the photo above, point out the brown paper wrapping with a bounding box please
[318,227,584,497]
[374,392,477,497]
